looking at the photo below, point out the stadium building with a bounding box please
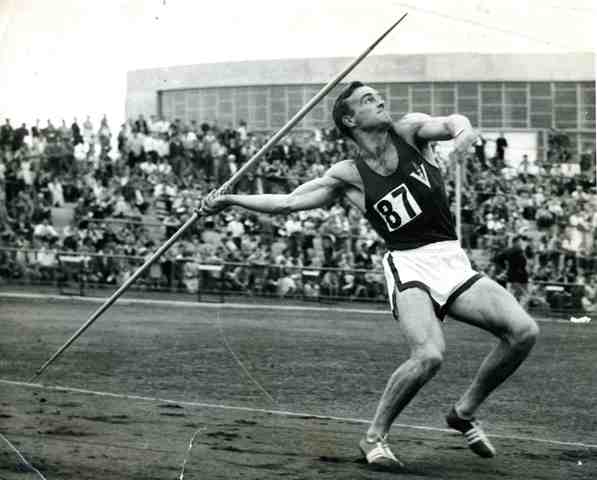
[126,52,595,166]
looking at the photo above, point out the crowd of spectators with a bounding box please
[0,113,595,312]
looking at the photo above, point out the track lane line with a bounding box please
[1,378,595,450]
[0,292,585,324]
[0,431,48,480]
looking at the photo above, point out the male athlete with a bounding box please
[203,81,539,468]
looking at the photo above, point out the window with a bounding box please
[554,106,577,129]
[554,89,577,105]
[188,92,199,109]
[412,85,431,105]
[412,84,431,113]
[433,84,455,116]
[504,106,527,128]
[481,89,502,104]
[270,86,285,100]
[390,84,409,98]
[504,90,526,105]
[481,105,502,128]
[580,132,596,155]
[504,85,528,128]
[458,83,478,97]
[458,98,478,112]
[530,83,551,96]
[434,87,455,105]
[456,83,479,127]
[389,83,410,116]
[531,98,552,112]
[580,83,596,129]
[220,101,233,114]
[530,114,552,129]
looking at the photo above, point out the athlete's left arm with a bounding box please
[397,113,478,153]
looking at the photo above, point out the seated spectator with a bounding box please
[37,239,58,281]
[13,237,39,281]
[578,274,597,312]
[33,218,59,242]
[112,194,136,218]
[320,269,340,298]
[47,176,65,207]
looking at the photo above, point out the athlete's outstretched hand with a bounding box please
[201,189,230,215]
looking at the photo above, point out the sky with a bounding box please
[0,0,594,128]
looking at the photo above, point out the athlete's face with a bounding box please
[344,86,391,132]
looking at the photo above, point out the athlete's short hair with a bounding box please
[332,81,365,141]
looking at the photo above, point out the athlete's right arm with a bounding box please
[203,167,346,215]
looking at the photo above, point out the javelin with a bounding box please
[30,13,408,381]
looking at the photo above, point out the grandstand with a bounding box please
[127,53,595,165]
[0,53,595,317]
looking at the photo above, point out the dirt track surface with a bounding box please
[1,296,596,479]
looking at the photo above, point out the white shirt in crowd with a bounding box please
[140,160,158,175]
[157,161,173,175]
[183,131,198,149]
[48,180,64,206]
[143,134,158,153]
[227,218,245,238]
[568,213,588,253]
[154,119,170,134]
[154,182,178,198]
[156,138,170,158]
[74,142,89,161]
[20,159,34,186]
[237,125,247,142]
[284,216,303,235]
[34,223,59,238]
[37,247,57,267]
[113,196,133,217]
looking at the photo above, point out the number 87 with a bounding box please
[374,184,422,232]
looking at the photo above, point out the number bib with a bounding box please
[373,184,422,232]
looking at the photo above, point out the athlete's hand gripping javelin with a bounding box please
[202,188,231,215]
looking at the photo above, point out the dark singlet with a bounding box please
[355,127,457,251]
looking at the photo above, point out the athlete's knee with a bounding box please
[412,344,444,376]
[508,315,539,349]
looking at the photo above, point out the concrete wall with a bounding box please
[126,52,595,119]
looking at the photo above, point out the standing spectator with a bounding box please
[495,131,508,162]
[579,147,595,176]
[494,235,529,307]
[58,119,70,141]
[71,117,83,145]
[237,120,248,142]
[98,115,111,152]
[127,131,145,168]
[31,119,41,139]
[82,116,94,144]
[473,134,487,168]
[135,114,149,135]
[13,123,29,151]
[0,119,13,149]
[44,119,57,140]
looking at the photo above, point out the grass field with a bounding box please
[1,294,596,479]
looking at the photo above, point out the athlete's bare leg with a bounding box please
[447,277,539,418]
[367,288,445,440]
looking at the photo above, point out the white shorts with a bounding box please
[382,240,483,320]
